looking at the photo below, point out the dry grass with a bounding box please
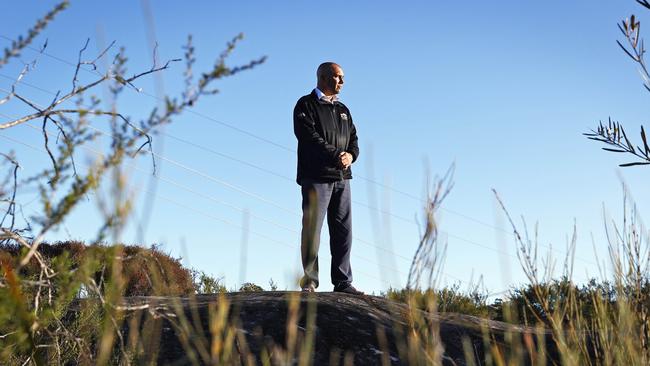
[2,1,650,365]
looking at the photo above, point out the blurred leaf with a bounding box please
[619,161,650,166]
[602,147,628,153]
[621,126,635,152]
[638,0,650,10]
[587,137,609,142]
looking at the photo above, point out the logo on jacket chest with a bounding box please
[340,113,348,121]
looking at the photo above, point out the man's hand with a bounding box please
[339,151,353,169]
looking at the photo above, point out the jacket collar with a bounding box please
[312,88,341,105]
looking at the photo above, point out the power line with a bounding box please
[0,88,422,268]
[148,190,394,288]
[0,40,522,261]
[77,140,410,277]
[0,74,416,221]
[1,36,591,287]
[0,34,294,153]
[3,116,490,287]
[0,129,407,288]
[0,75,598,268]
[0,71,424,231]
[0,35,513,236]
[0,32,610,296]
[5,119,417,280]
[0,89,423,265]
[77,122,512,272]
[0,117,415,275]
[2,118,522,292]
[0,74,592,281]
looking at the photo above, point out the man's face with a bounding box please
[322,65,345,95]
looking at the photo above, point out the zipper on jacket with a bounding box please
[332,105,345,181]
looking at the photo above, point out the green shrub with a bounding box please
[192,269,227,294]
[239,282,264,292]
[384,284,492,318]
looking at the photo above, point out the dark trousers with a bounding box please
[299,179,353,289]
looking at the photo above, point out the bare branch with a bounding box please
[50,117,77,176]
[0,331,17,339]
[1,229,52,276]
[72,38,90,92]
[72,39,116,93]
[152,41,159,69]
[0,75,110,130]
[122,57,181,91]
[0,65,32,106]
[0,152,19,232]
[52,108,154,162]
[93,40,117,67]
[41,116,59,180]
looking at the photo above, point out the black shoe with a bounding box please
[333,283,364,295]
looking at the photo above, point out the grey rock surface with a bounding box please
[121,292,556,365]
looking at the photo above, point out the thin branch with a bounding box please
[51,109,155,170]
[72,39,116,93]
[0,64,32,106]
[50,117,77,176]
[12,89,44,112]
[0,152,19,231]
[0,75,108,130]
[42,116,59,179]
[0,331,17,339]
[71,38,90,92]
[0,54,173,142]
[1,229,52,276]
[121,57,181,91]
[151,41,159,69]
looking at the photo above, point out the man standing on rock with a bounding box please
[293,62,363,295]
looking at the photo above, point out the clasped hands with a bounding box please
[338,151,353,170]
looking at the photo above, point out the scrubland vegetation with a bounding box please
[3,1,650,365]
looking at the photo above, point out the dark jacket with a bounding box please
[293,90,359,184]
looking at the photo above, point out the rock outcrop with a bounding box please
[121,292,556,365]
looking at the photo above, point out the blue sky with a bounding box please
[1,0,649,295]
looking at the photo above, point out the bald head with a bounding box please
[317,62,340,79]
[316,62,344,96]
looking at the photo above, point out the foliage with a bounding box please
[384,284,492,319]
[239,282,264,292]
[488,185,650,365]
[584,118,650,167]
[493,278,619,325]
[2,1,650,365]
[585,1,650,166]
[0,1,266,364]
[1,241,195,296]
[192,269,227,294]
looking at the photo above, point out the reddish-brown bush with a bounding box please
[0,241,194,296]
